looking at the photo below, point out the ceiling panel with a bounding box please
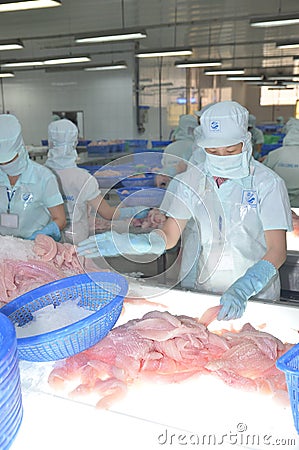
[0,0,297,82]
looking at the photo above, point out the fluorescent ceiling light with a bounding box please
[84,62,127,71]
[0,0,61,12]
[175,59,222,68]
[1,60,44,67]
[205,69,245,75]
[1,56,90,68]
[268,75,298,81]
[227,76,263,81]
[75,29,147,44]
[276,41,299,49]
[136,47,193,58]
[0,72,14,77]
[0,39,23,51]
[250,14,299,27]
[44,56,91,65]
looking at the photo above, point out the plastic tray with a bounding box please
[117,186,165,207]
[0,272,128,362]
[276,343,299,434]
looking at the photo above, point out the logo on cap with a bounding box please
[209,120,221,132]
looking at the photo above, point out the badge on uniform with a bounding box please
[241,190,257,208]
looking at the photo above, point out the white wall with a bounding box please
[0,63,137,145]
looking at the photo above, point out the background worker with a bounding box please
[263,118,299,208]
[46,119,148,244]
[0,114,66,241]
[248,113,264,160]
[78,101,292,321]
[155,114,198,188]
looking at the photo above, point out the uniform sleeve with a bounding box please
[258,175,292,231]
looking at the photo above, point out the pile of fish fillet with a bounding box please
[0,234,98,306]
[48,306,293,409]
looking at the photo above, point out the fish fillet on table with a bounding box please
[48,307,293,409]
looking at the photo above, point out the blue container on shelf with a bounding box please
[0,313,23,450]
[276,343,299,434]
[126,139,148,149]
[87,143,112,155]
[121,173,156,188]
[41,139,48,146]
[117,186,165,207]
[0,272,128,362]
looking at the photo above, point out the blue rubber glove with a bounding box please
[217,260,277,321]
[28,221,61,242]
[77,230,166,258]
[118,206,150,220]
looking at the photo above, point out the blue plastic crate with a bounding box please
[121,173,156,188]
[87,143,112,155]
[276,343,299,434]
[126,139,148,148]
[41,139,48,146]
[117,186,165,207]
[0,272,128,362]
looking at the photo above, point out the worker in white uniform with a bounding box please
[0,114,66,240]
[155,114,198,188]
[78,101,292,321]
[263,118,299,207]
[46,119,148,244]
[248,114,264,160]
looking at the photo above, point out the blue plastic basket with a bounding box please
[276,343,299,434]
[0,272,128,362]
[117,186,165,207]
[0,313,23,450]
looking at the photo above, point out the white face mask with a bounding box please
[204,138,252,179]
[0,148,28,176]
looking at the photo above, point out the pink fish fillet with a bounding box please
[48,309,292,409]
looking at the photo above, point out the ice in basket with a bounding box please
[0,272,128,363]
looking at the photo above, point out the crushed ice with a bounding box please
[15,297,94,338]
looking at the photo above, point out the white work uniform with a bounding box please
[165,160,292,299]
[47,166,101,244]
[0,159,63,239]
[263,129,299,208]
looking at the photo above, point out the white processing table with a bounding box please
[10,282,299,450]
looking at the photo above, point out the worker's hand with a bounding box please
[77,230,166,258]
[217,260,277,321]
[28,221,61,242]
[118,206,150,220]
